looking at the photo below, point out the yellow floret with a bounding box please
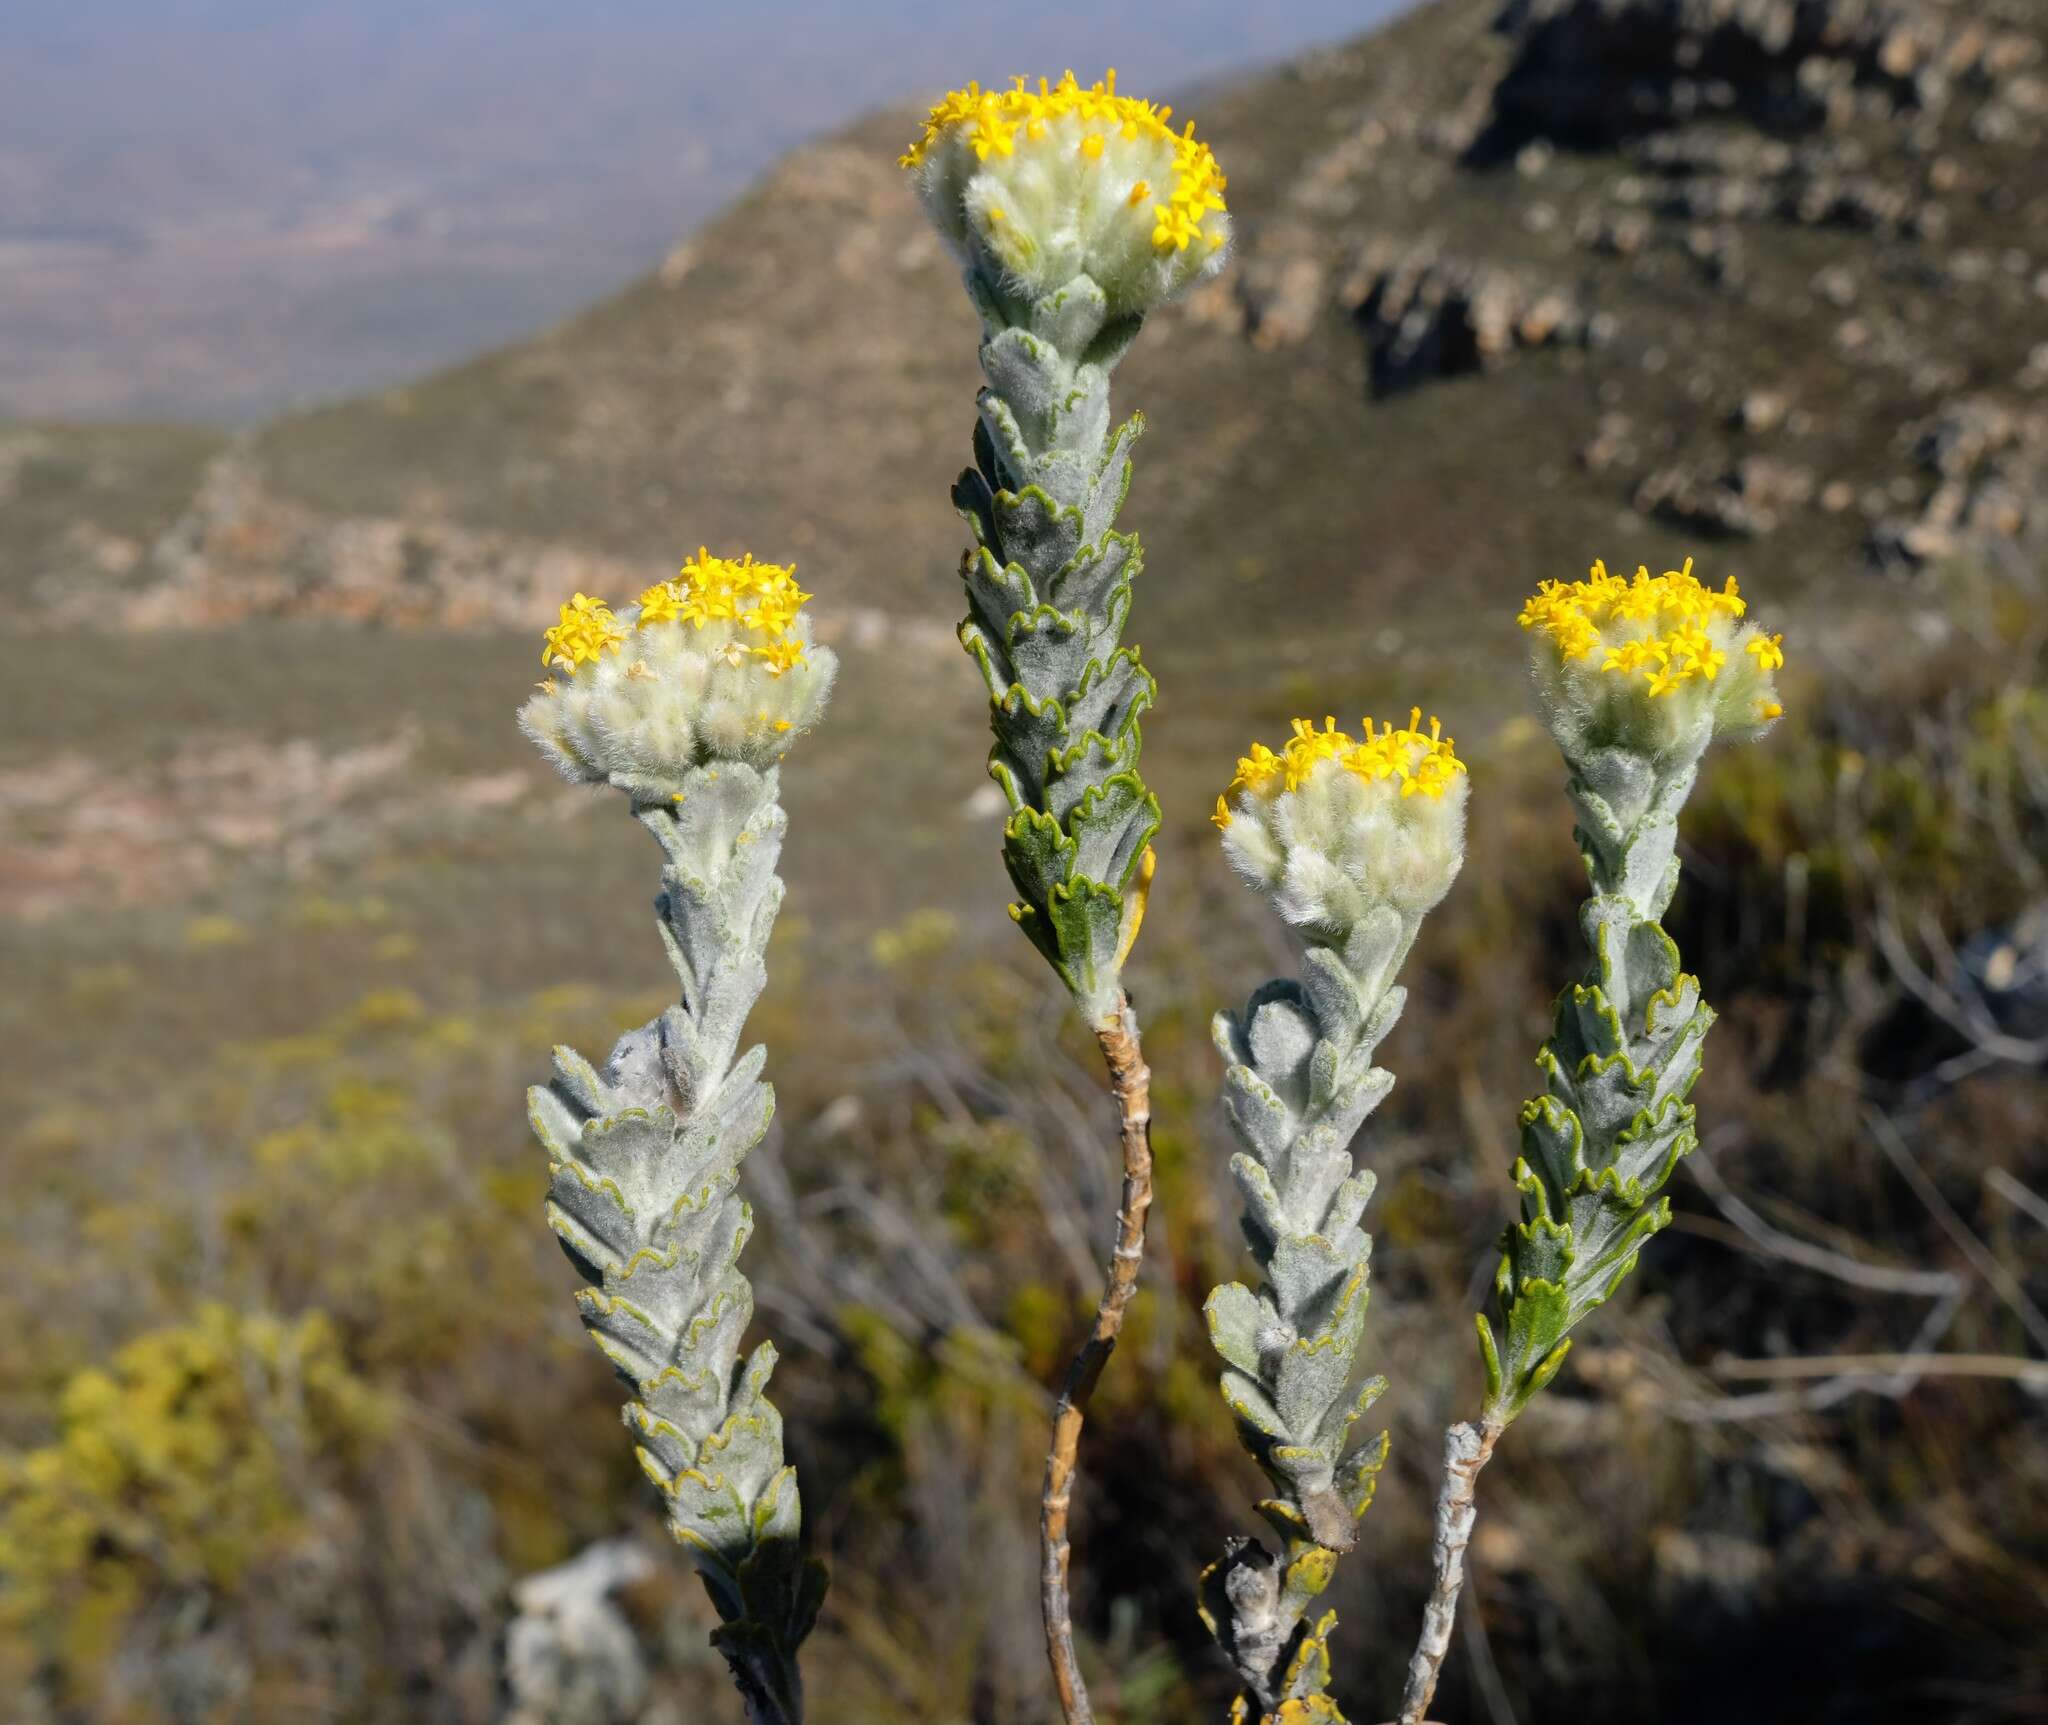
[540,593,625,672]
[1228,741,1284,796]
[636,580,684,626]
[969,108,1018,161]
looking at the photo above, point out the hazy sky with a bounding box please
[0,1,1405,420]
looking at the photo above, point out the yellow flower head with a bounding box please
[1520,555,1786,757]
[1518,556,1763,694]
[523,546,836,790]
[901,71,1227,239]
[901,70,1230,319]
[538,550,818,675]
[1217,706,1469,927]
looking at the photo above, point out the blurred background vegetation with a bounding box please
[3,0,2045,1721]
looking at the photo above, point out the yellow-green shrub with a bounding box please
[0,1305,384,1701]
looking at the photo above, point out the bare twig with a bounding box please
[1687,1136,1960,1297]
[1712,1352,2048,1388]
[1459,1553,1520,1725]
[1867,1107,2048,1356]
[1987,1167,2048,1235]
[1041,994,1154,1725]
[1673,1102,2048,1424]
[1399,1417,1506,1725]
[1668,1277,1970,1423]
[1871,899,2048,1069]
[805,1178,985,1333]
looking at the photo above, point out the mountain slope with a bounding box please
[68,0,2045,654]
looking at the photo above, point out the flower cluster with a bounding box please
[521,548,836,797]
[637,548,813,646]
[1217,710,1467,821]
[1219,710,1469,933]
[541,550,814,677]
[902,69,1231,320]
[538,590,626,671]
[1521,556,1785,765]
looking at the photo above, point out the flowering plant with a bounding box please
[1202,713,1468,1717]
[1396,559,1785,1725]
[523,549,834,796]
[520,550,836,1725]
[897,64,1789,1725]
[509,53,1790,1723]
[901,67,1233,1724]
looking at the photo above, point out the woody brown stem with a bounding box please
[1040,993,1155,1725]
[1398,1417,1505,1725]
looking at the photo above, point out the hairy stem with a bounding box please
[1040,993,1155,1725]
[1398,1417,1504,1725]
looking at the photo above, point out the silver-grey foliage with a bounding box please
[1198,912,1412,1714]
[951,268,1160,1023]
[1399,560,1786,1725]
[1204,723,1469,1720]
[1478,750,1714,1422]
[527,764,825,1725]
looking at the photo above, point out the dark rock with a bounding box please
[1344,243,1597,393]
[1478,0,2039,156]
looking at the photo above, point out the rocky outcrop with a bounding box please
[128,443,643,631]
[502,1542,656,1725]
[15,0,2038,635]
[1482,0,2041,152]
[1236,230,1333,350]
[0,733,532,921]
[122,441,958,651]
[1635,454,1816,535]
[1344,242,1601,393]
[1870,396,2047,565]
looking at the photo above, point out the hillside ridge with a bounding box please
[7,0,2046,640]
